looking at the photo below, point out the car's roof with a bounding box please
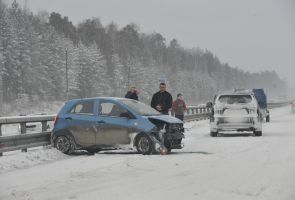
[66,97,131,103]
[217,90,254,96]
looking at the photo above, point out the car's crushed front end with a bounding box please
[147,115,184,152]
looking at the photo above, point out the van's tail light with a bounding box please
[54,115,59,126]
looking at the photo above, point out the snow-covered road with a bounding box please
[1,106,295,200]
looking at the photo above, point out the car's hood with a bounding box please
[147,115,183,124]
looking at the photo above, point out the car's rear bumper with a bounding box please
[210,116,262,132]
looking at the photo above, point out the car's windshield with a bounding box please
[218,95,252,104]
[119,99,160,116]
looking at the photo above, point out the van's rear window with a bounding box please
[218,95,252,104]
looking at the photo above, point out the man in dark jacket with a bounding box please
[151,83,173,115]
[125,87,139,101]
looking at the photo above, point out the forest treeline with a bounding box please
[0,0,288,111]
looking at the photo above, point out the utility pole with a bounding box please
[65,48,69,100]
[126,56,131,89]
[127,64,130,89]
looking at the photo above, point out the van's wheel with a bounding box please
[210,131,218,137]
[254,131,262,136]
[55,135,75,154]
[136,135,154,155]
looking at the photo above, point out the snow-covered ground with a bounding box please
[0,106,295,200]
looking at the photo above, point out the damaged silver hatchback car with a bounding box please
[52,97,184,155]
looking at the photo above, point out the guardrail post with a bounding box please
[201,108,204,119]
[42,121,49,148]
[195,108,199,121]
[202,108,204,119]
[41,121,48,132]
[20,122,27,152]
[0,124,2,156]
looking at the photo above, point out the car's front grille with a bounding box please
[166,123,184,134]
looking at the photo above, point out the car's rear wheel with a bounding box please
[55,135,74,154]
[136,135,153,155]
[210,131,218,137]
[254,131,262,136]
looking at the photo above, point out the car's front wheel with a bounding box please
[136,135,154,155]
[55,135,75,154]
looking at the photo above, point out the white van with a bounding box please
[210,91,262,137]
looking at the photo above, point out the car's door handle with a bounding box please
[65,117,72,120]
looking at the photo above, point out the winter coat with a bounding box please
[172,99,187,116]
[125,91,138,101]
[172,99,186,115]
[151,91,173,114]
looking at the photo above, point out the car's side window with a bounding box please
[69,101,94,115]
[99,102,128,118]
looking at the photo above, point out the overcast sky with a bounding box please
[5,0,295,86]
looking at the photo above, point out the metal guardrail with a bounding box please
[0,131,51,153]
[268,101,293,109]
[0,101,292,156]
[0,115,55,156]
[184,106,211,122]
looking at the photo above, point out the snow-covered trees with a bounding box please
[74,43,107,98]
[0,0,289,110]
